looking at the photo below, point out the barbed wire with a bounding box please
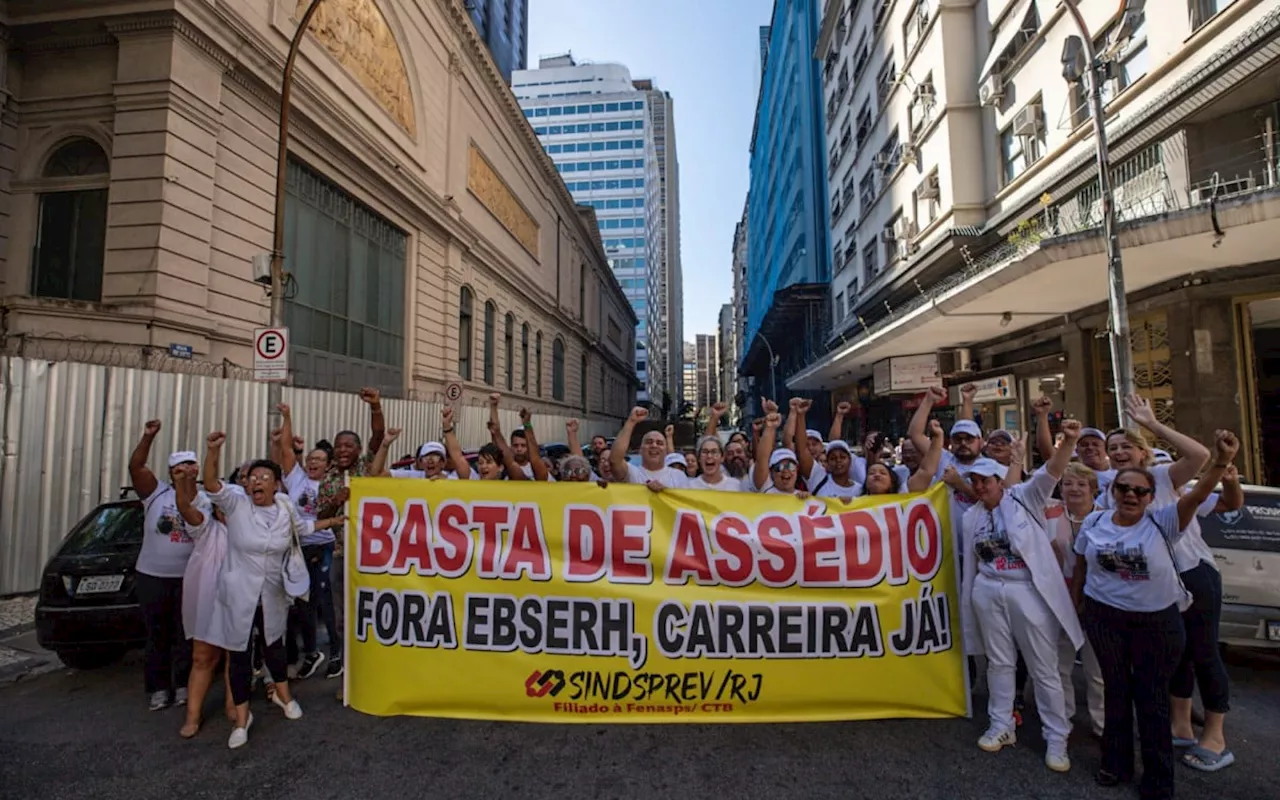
[0,333,257,380]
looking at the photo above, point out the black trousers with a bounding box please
[1084,597,1185,800]
[228,605,288,706]
[285,543,340,661]
[1170,561,1230,713]
[135,573,191,695]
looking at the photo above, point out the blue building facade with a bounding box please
[466,0,528,84]
[744,0,830,418]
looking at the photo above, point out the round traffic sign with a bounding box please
[256,329,286,360]
[444,382,463,402]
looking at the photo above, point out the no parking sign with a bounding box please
[254,327,289,382]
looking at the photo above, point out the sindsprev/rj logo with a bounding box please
[524,669,566,698]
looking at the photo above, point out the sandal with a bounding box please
[1181,745,1235,772]
[179,719,201,739]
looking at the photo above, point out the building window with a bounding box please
[835,291,845,322]
[32,138,111,303]
[876,59,898,110]
[521,323,530,393]
[579,263,587,319]
[535,331,543,396]
[903,0,930,54]
[483,301,496,385]
[1190,0,1233,31]
[504,313,515,390]
[552,338,566,401]
[862,240,879,283]
[580,354,589,412]
[458,287,474,380]
[1000,100,1046,186]
[284,159,406,394]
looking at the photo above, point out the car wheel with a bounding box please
[56,647,126,670]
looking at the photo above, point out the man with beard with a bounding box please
[908,385,983,551]
[724,436,751,480]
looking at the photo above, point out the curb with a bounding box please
[0,651,59,685]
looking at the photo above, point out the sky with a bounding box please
[527,0,776,342]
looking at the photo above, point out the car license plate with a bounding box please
[76,575,124,595]
[1268,621,1280,642]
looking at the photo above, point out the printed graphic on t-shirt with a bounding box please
[1095,543,1150,581]
[973,516,1026,572]
[295,488,318,517]
[154,505,192,544]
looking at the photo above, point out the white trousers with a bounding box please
[972,575,1070,747]
[1057,630,1105,735]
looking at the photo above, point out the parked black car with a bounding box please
[35,497,147,669]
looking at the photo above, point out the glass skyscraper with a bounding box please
[514,55,681,406]
[465,0,528,84]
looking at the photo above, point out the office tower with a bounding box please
[466,0,528,83]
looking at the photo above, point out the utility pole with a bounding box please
[1060,0,1142,426]
[267,0,325,441]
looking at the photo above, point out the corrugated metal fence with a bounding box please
[0,356,621,595]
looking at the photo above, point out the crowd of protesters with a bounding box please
[128,383,1244,797]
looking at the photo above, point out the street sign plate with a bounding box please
[444,382,463,402]
[254,327,289,383]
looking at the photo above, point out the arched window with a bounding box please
[580,353,589,412]
[32,138,110,302]
[535,331,543,397]
[483,300,497,385]
[504,313,515,391]
[552,337,566,401]
[458,287,474,380]
[520,323,530,394]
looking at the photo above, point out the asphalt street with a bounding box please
[1,645,1276,800]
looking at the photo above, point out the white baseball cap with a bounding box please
[769,448,799,469]
[967,458,1008,479]
[417,442,446,459]
[168,451,198,468]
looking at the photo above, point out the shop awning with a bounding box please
[978,0,1039,85]
[787,190,1280,391]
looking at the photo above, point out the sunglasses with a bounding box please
[771,460,797,472]
[1111,483,1154,498]
[565,466,590,477]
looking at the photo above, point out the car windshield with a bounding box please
[59,504,144,556]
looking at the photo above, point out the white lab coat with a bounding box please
[206,485,308,653]
[182,500,228,644]
[960,480,1085,657]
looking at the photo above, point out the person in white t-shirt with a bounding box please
[749,411,805,496]
[1045,462,1105,738]
[128,419,197,713]
[864,420,944,496]
[686,436,746,492]
[961,421,1082,772]
[1070,430,1236,797]
[610,407,688,489]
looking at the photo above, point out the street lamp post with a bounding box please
[1060,0,1141,426]
[753,331,778,403]
[266,0,325,441]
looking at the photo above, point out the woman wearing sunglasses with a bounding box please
[1070,430,1237,799]
[749,411,807,496]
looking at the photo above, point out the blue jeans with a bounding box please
[301,542,340,659]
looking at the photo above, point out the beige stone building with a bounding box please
[0,0,638,422]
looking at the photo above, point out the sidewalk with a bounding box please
[0,595,58,683]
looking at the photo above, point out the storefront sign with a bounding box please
[969,375,1016,403]
[344,479,966,723]
[873,354,941,395]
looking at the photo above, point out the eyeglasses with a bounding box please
[698,449,721,457]
[1111,483,1154,498]
[246,474,275,484]
[951,434,977,444]
[565,466,590,477]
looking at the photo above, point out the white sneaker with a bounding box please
[149,691,170,711]
[174,687,188,707]
[1046,748,1071,773]
[978,727,1016,752]
[271,691,303,720]
[227,713,253,750]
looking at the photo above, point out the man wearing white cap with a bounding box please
[908,387,986,550]
[128,420,198,712]
[391,442,462,480]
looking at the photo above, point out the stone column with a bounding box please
[102,14,227,330]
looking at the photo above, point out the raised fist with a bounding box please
[629,407,648,424]
[144,419,162,437]
[1060,418,1083,442]
[385,427,402,443]
[960,384,977,400]
[206,431,226,449]
[1033,396,1053,414]
[359,387,381,406]
[1214,430,1240,462]
[837,401,852,415]
[567,419,580,434]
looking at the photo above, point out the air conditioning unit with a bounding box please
[937,348,972,376]
[894,217,918,240]
[978,73,1004,107]
[875,152,895,169]
[879,228,897,244]
[918,173,941,200]
[1013,103,1044,137]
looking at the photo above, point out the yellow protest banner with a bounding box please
[344,479,967,723]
